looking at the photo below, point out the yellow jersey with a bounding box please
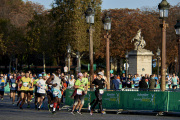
[20,77,31,91]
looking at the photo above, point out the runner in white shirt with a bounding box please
[46,69,62,114]
[36,74,47,110]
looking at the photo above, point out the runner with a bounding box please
[71,73,86,115]
[36,74,47,110]
[132,74,140,88]
[27,73,34,108]
[17,72,32,109]
[74,72,89,114]
[60,74,67,110]
[47,80,53,111]
[16,72,24,101]
[0,74,7,101]
[171,73,179,90]
[46,69,62,114]
[33,74,43,109]
[167,74,172,89]
[9,74,17,105]
[90,72,106,115]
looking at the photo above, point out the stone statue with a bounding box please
[131,29,146,50]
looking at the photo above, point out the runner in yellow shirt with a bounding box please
[17,72,32,109]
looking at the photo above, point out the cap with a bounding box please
[38,74,42,77]
[71,75,74,77]
[78,73,83,77]
[98,72,104,76]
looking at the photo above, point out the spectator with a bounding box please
[139,76,148,91]
[149,75,156,91]
[112,75,120,90]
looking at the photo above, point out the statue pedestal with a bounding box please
[128,49,154,76]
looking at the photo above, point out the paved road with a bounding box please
[0,96,180,120]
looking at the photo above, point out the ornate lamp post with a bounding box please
[158,0,170,91]
[156,47,161,79]
[67,44,71,81]
[175,20,180,76]
[125,51,129,80]
[85,2,95,88]
[103,12,111,90]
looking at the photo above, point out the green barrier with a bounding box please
[168,92,180,112]
[65,89,180,112]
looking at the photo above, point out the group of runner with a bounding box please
[0,69,108,115]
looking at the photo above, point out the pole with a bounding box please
[161,19,167,91]
[104,31,111,90]
[126,58,128,79]
[78,57,81,73]
[178,36,180,77]
[43,52,46,73]
[89,24,94,89]
[157,57,160,79]
[68,54,71,81]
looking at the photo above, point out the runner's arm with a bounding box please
[46,75,57,87]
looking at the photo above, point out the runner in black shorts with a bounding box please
[9,74,17,105]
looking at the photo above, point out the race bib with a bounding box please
[12,83,16,88]
[135,81,139,84]
[127,82,130,84]
[23,82,28,87]
[77,89,82,95]
[53,90,59,96]
[99,89,104,94]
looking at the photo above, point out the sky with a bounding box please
[23,0,180,10]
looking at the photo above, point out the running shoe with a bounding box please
[71,111,76,115]
[77,111,82,115]
[101,110,106,115]
[1,98,3,101]
[19,106,23,109]
[52,111,56,115]
[90,110,93,115]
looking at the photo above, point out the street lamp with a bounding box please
[85,2,95,89]
[67,44,71,81]
[125,51,129,80]
[158,0,170,91]
[156,47,161,79]
[103,11,111,90]
[175,20,180,76]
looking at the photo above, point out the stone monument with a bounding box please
[128,29,154,76]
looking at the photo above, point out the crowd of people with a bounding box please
[110,73,179,90]
[0,69,179,115]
